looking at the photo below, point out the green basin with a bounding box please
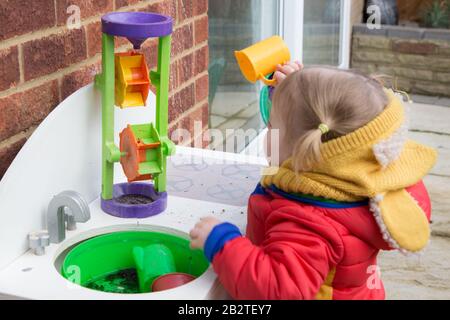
[61,231,209,294]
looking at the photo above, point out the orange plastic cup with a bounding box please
[235,36,291,86]
[151,272,196,292]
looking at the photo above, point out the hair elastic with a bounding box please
[318,124,330,135]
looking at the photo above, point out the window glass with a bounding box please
[208,0,280,152]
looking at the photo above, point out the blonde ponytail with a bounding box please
[292,128,325,172]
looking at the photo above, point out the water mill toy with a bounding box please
[95,12,176,218]
[57,11,208,297]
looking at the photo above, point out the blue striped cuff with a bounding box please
[203,223,242,262]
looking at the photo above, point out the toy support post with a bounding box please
[100,33,116,200]
[153,35,171,192]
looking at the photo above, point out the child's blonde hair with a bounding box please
[272,66,389,172]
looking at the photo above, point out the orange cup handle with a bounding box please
[260,74,277,86]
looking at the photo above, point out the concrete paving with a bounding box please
[380,100,450,300]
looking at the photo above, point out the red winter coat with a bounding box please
[212,181,431,300]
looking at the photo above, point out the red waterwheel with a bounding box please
[119,126,152,182]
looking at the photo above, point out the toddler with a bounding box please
[189,63,437,300]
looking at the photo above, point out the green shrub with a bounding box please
[422,0,450,29]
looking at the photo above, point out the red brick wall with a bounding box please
[0,0,209,179]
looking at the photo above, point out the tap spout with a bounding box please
[47,191,91,243]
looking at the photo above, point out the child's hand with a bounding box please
[273,61,303,86]
[189,217,221,250]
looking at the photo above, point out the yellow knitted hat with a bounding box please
[262,90,437,253]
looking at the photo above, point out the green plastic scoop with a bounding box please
[133,244,176,293]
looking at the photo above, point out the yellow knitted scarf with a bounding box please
[262,90,437,253]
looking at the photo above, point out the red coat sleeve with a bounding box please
[211,206,344,300]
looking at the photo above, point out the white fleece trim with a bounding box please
[373,124,408,169]
[369,194,401,251]
[370,193,429,256]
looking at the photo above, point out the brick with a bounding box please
[200,102,209,129]
[177,53,194,85]
[178,0,193,23]
[193,0,208,15]
[86,21,102,57]
[395,53,428,66]
[169,61,179,91]
[56,0,113,26]
[394,78,413,92]
[169,104,208,147]
[352,51,396,64]
[115,0,140,9]
[0,46,20,91]
[390,67,433,81]
[61,61,101,100]
[168,115,191,146]
[392,41,438,55]
[0,81,59,141]
[195,74,208,102]
[0,137,27,179]
[115,36,132,49]
[194,45,209,75]
[0,0,55,41]
[439,45,450,56]
[141,0,176,20]
[168,84,195,123]
[414,82,450,97]
[350,62,378,75]
[194,16,208,45]
[431,58,450,72]
[23,29,87,81]
[436,73,450,83]
[171,23,194,57]
[141,38,158,68]
[355,35,391,50]
[189,106,207,140]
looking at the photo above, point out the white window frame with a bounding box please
[280,0,352,68]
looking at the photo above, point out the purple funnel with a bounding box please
[101,183,168,218]
[102,12,173,49]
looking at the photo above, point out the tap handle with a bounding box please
[28,231,50,256]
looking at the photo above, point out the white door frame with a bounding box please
[281,0,352,68]
[339,0,352,68]
[280,0,304,61]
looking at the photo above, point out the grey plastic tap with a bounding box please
[47,191,91,244]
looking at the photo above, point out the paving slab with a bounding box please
[408,102,450,135]
[380,236,450,300]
